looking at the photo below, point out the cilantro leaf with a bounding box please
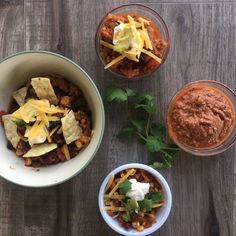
[150,162,168,169]
[135,93,154,103]
[138,198,153,211]
[150,123,166,140]
[135,93,156,114]
[122,212,131,222]
[104,86,180,169]
[131,119,145,133]
[12,119,27,126]
[145,136,166,153]
[125,88,136,97]
[105,87,128,102]
[118,127,135,137]
[105,87,135,103]
[149,192,163,203]
[118,180,131,194]
[135,103,156,114]
[126,198,139,213]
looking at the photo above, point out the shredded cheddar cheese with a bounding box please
[102,206,126,212]
[140,48,162,64]
[104,194,125,200]
[62,144,70,160]
[104,55,126,69]
[105,175,115,192]
[100,15,163,69]
[11,99,65,146]
[108,169,136,197]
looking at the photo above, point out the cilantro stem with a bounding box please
[105,86,180,169]
[161,149,175,160]
[162,147,180,151]
[137,132,146,141]
[163,155,171,167]
[145,113,152,137]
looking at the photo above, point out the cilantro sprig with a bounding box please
[138,192,163,211]
[118,179,132,194]
[105,86,180,168]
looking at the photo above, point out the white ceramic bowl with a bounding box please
[98,163,172,236]
[0,50,105,187]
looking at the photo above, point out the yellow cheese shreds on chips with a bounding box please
[11,99,64,124]
[12,87,27,106]
[2,115,20,149]
[24,121,47,146]
[61,110,82,144]
[12,104,36,123]
[31,77,58,104]
[23,143,57,157]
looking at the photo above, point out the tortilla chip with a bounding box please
[31,77,58,104]
[2,114,20,148]
[13,87,27,106]
[61,110,82,144]
[23,143,57,157]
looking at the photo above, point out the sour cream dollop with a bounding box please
[113,23,125,45]
[126,179,150,201]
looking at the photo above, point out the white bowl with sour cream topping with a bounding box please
[98,163,172,236]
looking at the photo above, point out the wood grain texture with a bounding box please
[0,0,235,236]
[0,1,25,236]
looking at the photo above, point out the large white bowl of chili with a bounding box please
[0,50,105,187]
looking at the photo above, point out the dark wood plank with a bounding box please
[0,1,235,236]
[25,0,64,52]
[0,2,25,236]
[68,2,236,236]
[23,1,70,236]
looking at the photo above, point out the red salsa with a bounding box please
[167,85,235,148]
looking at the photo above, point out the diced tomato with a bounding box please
[100,27,113,43]
[0,110,7,124]
[146,58,159,72]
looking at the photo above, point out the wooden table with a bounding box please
[0,1,235,235]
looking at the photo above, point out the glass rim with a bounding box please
[166,80,236,156]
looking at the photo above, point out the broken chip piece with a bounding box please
[31,77,58,104]
[23,143,57,157]
[61,110,82,144]
[12,87,27,106]
[2,114,20,148]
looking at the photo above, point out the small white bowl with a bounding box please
[98,163,172,236]
[0,50,105,187]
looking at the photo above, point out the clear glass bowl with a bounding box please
[95,4,170,80]
[166,80,236,156]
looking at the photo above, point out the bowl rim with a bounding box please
[0,49,105,188]
[98,163,172,236]
[94,3,170,80]
[166,80,236,156]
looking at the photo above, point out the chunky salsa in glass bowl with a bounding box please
[95,4,170,79]
[167,80,236,156]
